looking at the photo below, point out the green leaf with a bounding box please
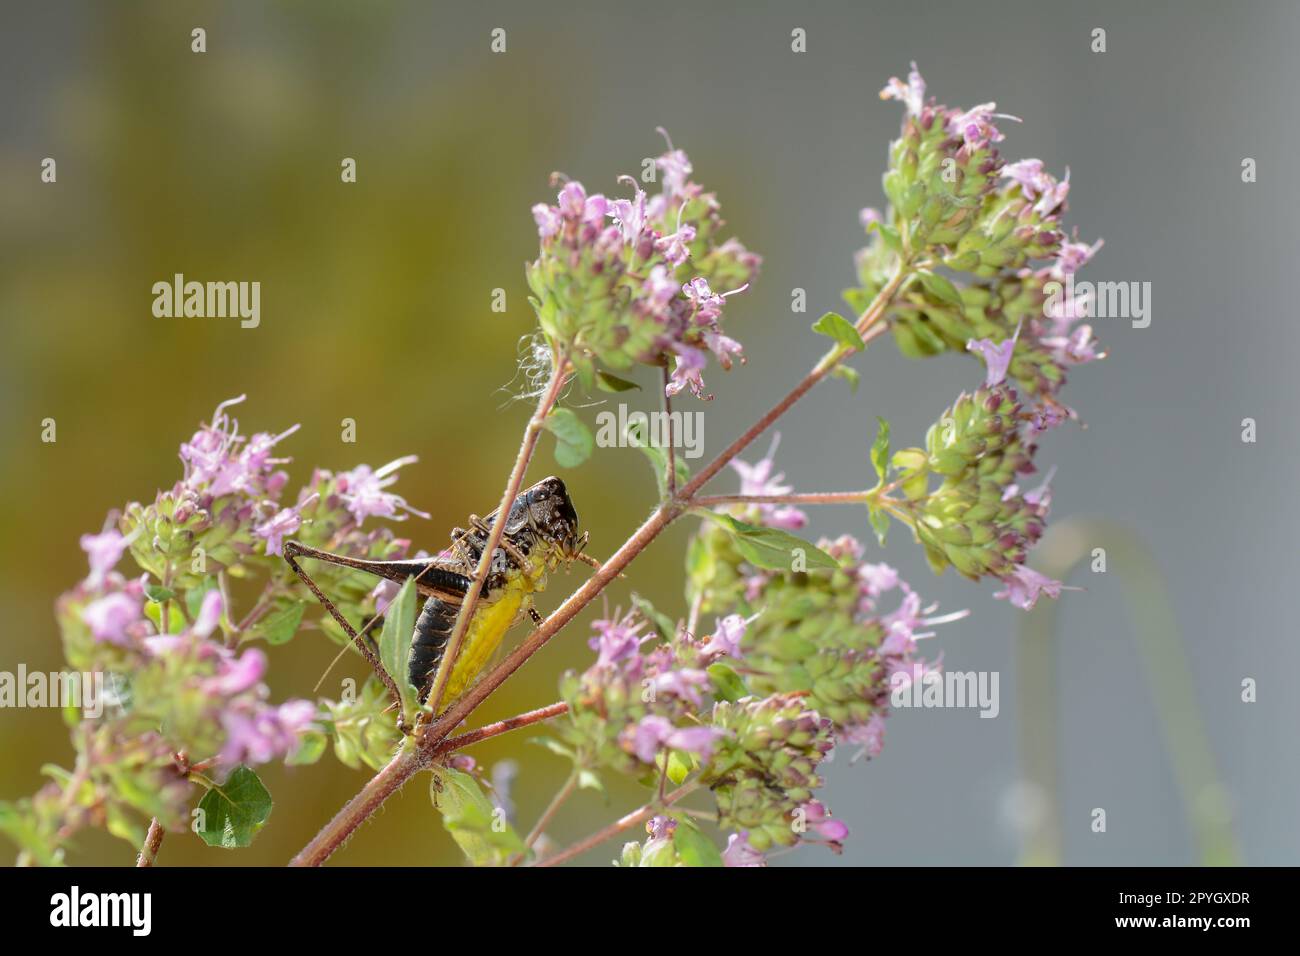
[596,370,641,393]
[258,600,307,645]
[184,579,218,620]
[576,769,605,793]
[627,420,690,500]
[143,584,175,604]
[195,766,273,848]
[377,576,420,723]
[631,593,677,640]
[286,729,328,766]
[666,750,693,786]
[707,661,749,702]
[868,503,891,547]
[831,364,860,392]
[870,416,891,482]
[430,766,526,866]
[811,311,866,351]
[698,512,840,572]
[672,822,724,867]
[543,407,594,468]
[917,269,964,308]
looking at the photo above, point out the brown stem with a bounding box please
[512,770,579,865]
[136,818,165,867]
[289,746,422,867]
[432,701,569,756]
[535,782,699,867]
[425,353,570,716]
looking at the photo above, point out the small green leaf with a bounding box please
[576,769,605,793]
[595,370,641,393]
[378,576,420,722]
[707,661,749,702]
[870,416,891,481]
[868,503,891,547]
[286,729,328,766]
[917,269,964,308]
[143,584,175,604]
[831,364,860,392]
[430,766,527,866]
[666,750,692,786]
[811,311,866,351]
[195,766,272,848]
[184,579,217,620]
[631,593,677,640]
[258,600,307,645]
[699,512,840,572]
[672,822,724,867]
[543,408,594,468]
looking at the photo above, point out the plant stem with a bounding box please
[136,818,165,867]
[535,782,699,867]
[289,745,422,867]
[662,366,678,498]
[432,701,569,756]
[425,350,569,716]
[512,770,579,865]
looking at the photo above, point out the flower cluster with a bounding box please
[0,398,428,864]
[689,473,964,759]
[526,131,761,399]
[849,63,1103,403]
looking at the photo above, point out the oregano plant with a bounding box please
[1,64,1105,867]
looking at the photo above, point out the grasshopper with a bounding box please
[283,476,593,714]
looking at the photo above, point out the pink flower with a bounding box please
[81,591,143,646]
[255,506,302,557]
[722,832,767,867]
[608,183,648,245]
[879,61,926,117]
[666,343,709,399]
[967,321,1021,387]
[653,223,696,266]
[531,202,561,238]
[588,612,650,670]
[703,331,744,371]
[993,565,1066,610]
[655,128,694,197]
[799,800,849,844]
[337,456,430,524]
[842,714,888,761]
[203,648,267,697]
[219,699,317,767]
[650,668,711,707]
[1051,238,1104,278]
[192,589,224,638]
[628,715,725,763]
[946,102,1019,149]
[729,434,808,530]
[701,614,747,659]
[80,528,129,586]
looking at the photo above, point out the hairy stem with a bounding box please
[426,349,569,715]
[432,701,569,756]
[136,818,165,867]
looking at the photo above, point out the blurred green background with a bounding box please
[2,0,1297,865]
